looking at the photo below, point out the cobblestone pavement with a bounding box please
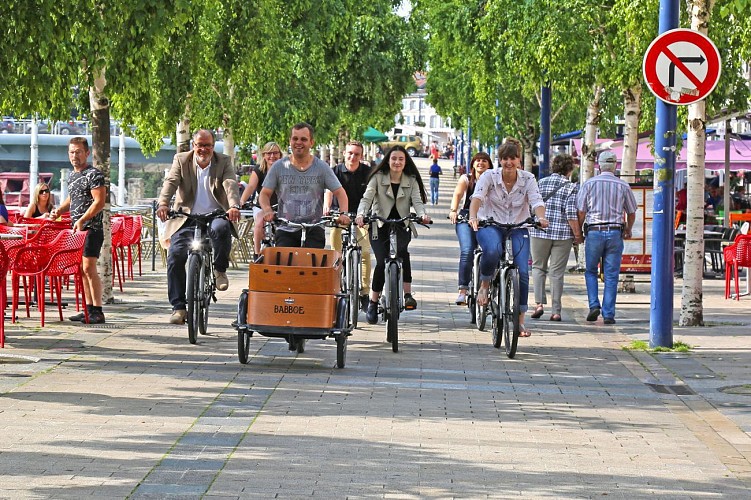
[1,158,750,498]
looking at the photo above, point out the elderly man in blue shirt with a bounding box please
[577,151,638,325]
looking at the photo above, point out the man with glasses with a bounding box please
[324,140,372,309]
[157,129,241,325]
[258,122,350,248]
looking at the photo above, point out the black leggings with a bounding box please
[369,224,412,293]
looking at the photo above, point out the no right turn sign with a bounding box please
[643,29,721,105]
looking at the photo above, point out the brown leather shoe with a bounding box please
[215,271,229,291]
[170,309,187,325]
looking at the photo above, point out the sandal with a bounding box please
[550,314,561,322]
[530,304,544,319]
[477,286,489,307]
[519,324,532,337]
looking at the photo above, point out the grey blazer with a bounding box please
[357,171,426,235]
[158,150,240,240]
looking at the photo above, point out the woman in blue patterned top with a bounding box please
[528,154,582,322]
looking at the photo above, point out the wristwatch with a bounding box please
[230,204,240,210]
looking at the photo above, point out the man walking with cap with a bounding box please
[576,151,637,325]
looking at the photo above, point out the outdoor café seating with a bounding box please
[10,229,88,327]
[724,234,751,300]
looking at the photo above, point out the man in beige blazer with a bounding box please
[157,129,241,325]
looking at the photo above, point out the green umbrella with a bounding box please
[362,127,388,143]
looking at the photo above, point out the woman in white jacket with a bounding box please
[356,146,432,324]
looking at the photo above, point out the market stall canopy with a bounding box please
[362,127,388,143]
[572,138,751,171]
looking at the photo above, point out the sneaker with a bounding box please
[170,309,187,325]
[404,293,417,310]
[455,291,467,305]
[215,271,229,291]
[85,310,106,325]
[69,309,87,322]
[603,318,616,325]
[366,301,379,324]
[586,307,600,322]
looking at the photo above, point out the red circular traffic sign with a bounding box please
[643,29,721,105]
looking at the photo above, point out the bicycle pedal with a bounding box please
[404,305,416,311]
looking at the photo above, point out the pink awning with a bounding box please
[571,138,751,171]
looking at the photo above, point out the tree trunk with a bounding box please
[581,84,603,184]
[89,69,114,303]
[176,101,191,153]
[521,124,536,172]
[680,0,714,326]
[222,113,235,167]
[620,86,641,184]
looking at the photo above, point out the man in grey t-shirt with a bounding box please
[259,122,350,248]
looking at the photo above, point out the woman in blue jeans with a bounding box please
[468,142,548,337]
[448,152,492,305]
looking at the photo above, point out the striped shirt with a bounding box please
[576,172,637,226]
[529,174,578,241]
[472,168,544,224]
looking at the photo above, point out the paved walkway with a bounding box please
[1,159,750,498]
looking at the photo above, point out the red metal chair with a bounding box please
[42,231,89,325]
[0,225,28,239]
[0,242,12,347]
[126,215,143,278]
[10,229,79,324]
[725,234,751,300]
[111,217,126,292]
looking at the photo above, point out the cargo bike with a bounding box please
[234,245,352,368]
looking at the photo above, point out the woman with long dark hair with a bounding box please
[356,146,432,324]
[448,152,492,305]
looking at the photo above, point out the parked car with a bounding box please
[1,117,16,133]
[379,134,425,157]
[24,120,84,135]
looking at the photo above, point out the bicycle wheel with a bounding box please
[336,335,347,368]
[186,254,201,344]
[491,278,502,348]
[468,271,476,324]
[348,248,360,329]
[504,269,521,358]
[236,291,250,364]
[474,254,487,330]
[238,330,251,364]
[198,260,211,335]
[387,262,400,352]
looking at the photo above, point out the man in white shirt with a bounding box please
[157,129,241,325]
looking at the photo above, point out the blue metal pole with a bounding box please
[454,137,458,169]
[650,0,679,348]
[540,85,551,178]
[467,117,472,168]
[460,129,465,169]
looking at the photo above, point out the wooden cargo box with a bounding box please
[247,291,337,329]
[249,247,341,295]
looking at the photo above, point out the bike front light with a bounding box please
[190,240,203,252]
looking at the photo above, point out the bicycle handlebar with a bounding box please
[362,213,432,229]
[274,216,340,231]
[478,216,543,230]
[168,208,228,224]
